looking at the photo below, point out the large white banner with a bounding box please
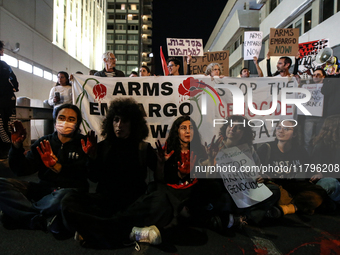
[72,75,299,145]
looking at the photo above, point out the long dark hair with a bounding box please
[101,98,148,143]
[56,71,71,86]
[275,120,302,146]
[219,115,255,146]
[166,115,205,163]
[313,115,340,149]
[53,104,82,134]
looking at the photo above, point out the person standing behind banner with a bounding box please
[303,68,327,155]
[0,40,19,159]
[48,71,72,109]
[94,52,125,77]
[239,57,264,77]
[139,66,151,76]
[167,57,191,76]
[266,51,300,78]
[205,63,225,77]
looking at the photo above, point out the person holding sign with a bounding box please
[302,67,327,154]
[202,115,280,230]
[266,51,300,78]
[257,120,327,217]
[240,57,263,77]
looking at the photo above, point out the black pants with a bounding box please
[61,189,173,248]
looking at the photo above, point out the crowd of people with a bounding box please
[0,46,340,250]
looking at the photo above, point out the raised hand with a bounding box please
[205,135,223,164]
[177,151,197,175]
[36,140,58,169]
[10,121,27,147]
[81,130,97,157]
[155,140,174,163]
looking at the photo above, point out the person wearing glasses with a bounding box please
[94,52,125,77]
[257,120,327,218]
[205,63,224,77]
[239,57,263,78]
[302,67,327,154]
[167,57,191,76]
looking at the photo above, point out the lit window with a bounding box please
[2,54,18,68]
[44,71,52,80]
[18,60,32,73]
[128,14,133,20]
[121,4,125,10]
[52,74,58,82]
[33,67,43,77]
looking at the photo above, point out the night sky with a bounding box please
[152,0,227,75]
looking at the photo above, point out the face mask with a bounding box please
[56,120,76,135]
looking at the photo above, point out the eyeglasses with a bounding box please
[167,65,174,68]
[276,126,293,132]
[312,74,323,77]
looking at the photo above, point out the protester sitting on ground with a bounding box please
[240,57,264,77]
[155,115,212,227]
[48,71,72,109]
[201,115,280,230]
[257,120,327,217]
[205,63,224,77]
[94,52,125,77]
[310,115,340,206]
[302,67,327,154]
[139,66,151,76]
[266,51,299,78]
[61,98,171,248]
[129,71,138,77]
[0,104,93,231]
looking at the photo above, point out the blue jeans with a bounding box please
[303,116,325,155]
[316,178,340,202]
[0,177,74,228]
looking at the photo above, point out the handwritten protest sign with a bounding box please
[297,83,324,116]
[298,39,330,75]
[183,50,229,76]
[269,28,299,56]
[215,143,272,208]
[167,38,204,56]
[244,31,263,60]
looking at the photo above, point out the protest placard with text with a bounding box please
[167,38,204,56]
[244,31,263,60]
[183,50,229,76]
[269,28,299,56]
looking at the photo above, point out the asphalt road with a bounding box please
[0,158,339,255]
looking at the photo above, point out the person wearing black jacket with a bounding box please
[94,52,125,77]
[0,40,19,158]
[0,104,93,230]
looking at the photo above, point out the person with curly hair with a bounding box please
[202,115,280,230]
[60,98,172,248]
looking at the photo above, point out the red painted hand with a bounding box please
[81,130,97,156]
[36,140,58,168]
[178,151,196,175]
[10,121,27,145]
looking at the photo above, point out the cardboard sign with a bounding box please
[269,28,299,56]
[298,39,329,75]
[244,31,263,60]
[215,143,273,208]
[167,38,204,56]
[297,83,324,116]
[183,50,229,76]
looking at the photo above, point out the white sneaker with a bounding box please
[129,225,162,245]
